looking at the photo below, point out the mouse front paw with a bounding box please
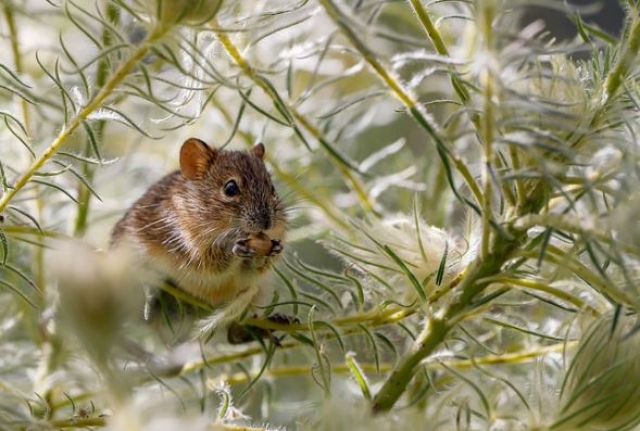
[233,239,257,258]
[268,239,283,256]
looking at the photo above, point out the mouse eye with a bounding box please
[223,180,240,197]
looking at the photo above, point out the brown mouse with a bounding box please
[110,138,287,332]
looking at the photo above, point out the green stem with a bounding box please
[409,0,521,210]
[372,315,449,412]
[372,231,525,412]
[317,0,485,211]
[372,175,548,412]
[222,341,575,386]
[0,25,168,213]
[47,417,107,429]
[603,8,640,103]
[408,0,470,103]
[4,2,48,348]
[3,4,29,135]
[479,2,496,260]
[73,3,120,237]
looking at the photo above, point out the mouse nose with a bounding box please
[254,207,272,231]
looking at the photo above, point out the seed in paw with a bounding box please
[234,232,276,257]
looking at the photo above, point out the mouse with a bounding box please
[110,138,287,339]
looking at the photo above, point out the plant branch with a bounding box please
[485,275,600,314]
[47,417,107,429]
[73,3,120,237]
[317,0,485,213]
[219,340,575,385]
[371,230,527,411]
[603,6,640,103]
[3,4,30,137]
[408,0,470,103]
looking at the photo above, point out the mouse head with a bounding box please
[178,138,285,241]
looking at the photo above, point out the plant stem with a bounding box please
[486,276,598,314]
[317,0,436,136]
[371,315,449,412]
[371,231,525,412]
[3,4,29,136]
[47,417,107,429]
[221,341,573,385]
[4,2,48,344]
[372,175,549,412]
[408,0,470,103]
[479,1,497,261]
[317,0,485,212]
[0,26,168,213]
[603,6,640,103]
[73,2,120,237]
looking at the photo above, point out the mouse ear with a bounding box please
[252,143,265,159]
[180,138,216,180]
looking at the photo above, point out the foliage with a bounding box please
[1,0,640,430]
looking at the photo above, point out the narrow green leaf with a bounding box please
[317,89,386,119]
[383,245,426,302]
[345,352,371,400]
[435,241,449,286]
[65,0,103,48]
[3,263,40,295]
[221,88,251,148]
[238,341,277,401]
[0,279,37,309]
[6,206,42,233]
[52,161,103,202]
[314,320,345,353]
[440,361,491,419]
[308,307,331,395]
[0,63,32,88]
[2,113,34,158]
[274,265,299,316]
[343,266,365,310]
[30,179,79,203]
[82,121,102,162]
[0,228,8,266]
[413,197,428,261]
[285,259,344,309]
[238,88,291,126]
[357,323,380,373]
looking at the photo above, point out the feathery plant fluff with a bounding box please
[1,0,640,430]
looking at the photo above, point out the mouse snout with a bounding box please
[255,207,272,231]
[246,206,272,232]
